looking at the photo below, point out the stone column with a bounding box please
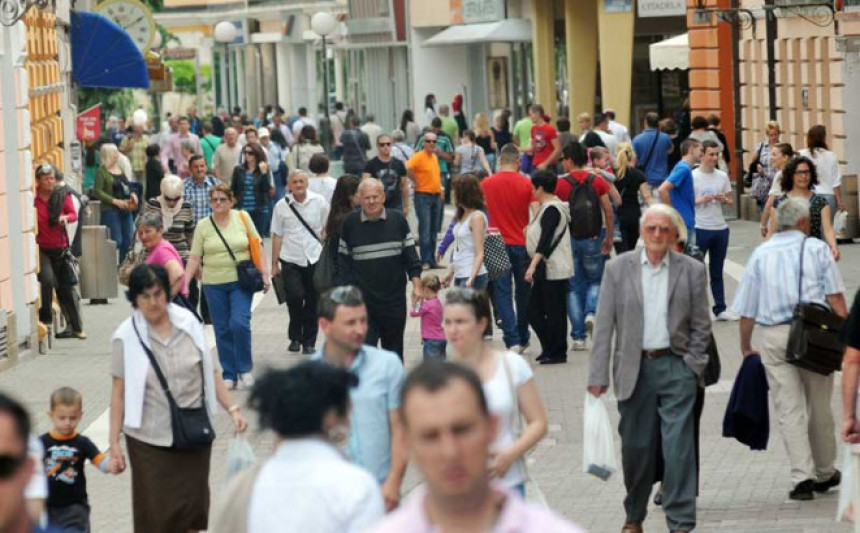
[531,0,556,118]
[275,42,291,112]
[597,3,634,128]
[565,0,597,119]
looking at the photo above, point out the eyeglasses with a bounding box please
[244,151,255,156]
[164,196,181,202]
[794,170,811,176]
[378,142,391,147]
[210,197,230,204]
[643,224,673,234]
[326,285,363,304]
[0,454,25,480]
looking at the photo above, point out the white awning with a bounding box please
[649,33,689,71]
[423,19,532,47]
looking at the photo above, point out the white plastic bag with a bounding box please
[225,435,256,484]
[583,393,617,480]
[837,444,858,523]
[835,210,849,240]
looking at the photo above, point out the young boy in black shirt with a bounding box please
[40,387,111,533]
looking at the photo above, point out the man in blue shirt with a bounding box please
[658,138,701,246]
[632,112,674,191]
[312,286,407,511]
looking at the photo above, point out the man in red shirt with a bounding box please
[526,104,560,173]
[557,141,614,351]
[481,144,534,352]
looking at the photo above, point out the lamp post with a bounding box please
[311,11,337,152]
[214,21,237,113]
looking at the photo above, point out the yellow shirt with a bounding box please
[407,151,442,194]
[190,210,259,285]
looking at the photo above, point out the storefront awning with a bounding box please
[70,12,150,89]
[649,33,689,71]
[423,19,532,47]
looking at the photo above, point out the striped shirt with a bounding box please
[143,199,196,260]
[184,175,218,223]
[732,230,844,325]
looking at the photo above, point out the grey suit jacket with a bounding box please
[588,249,712,402]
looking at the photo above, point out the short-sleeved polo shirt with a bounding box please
[407,151,443,194]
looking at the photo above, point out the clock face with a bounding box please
[96,0,156,53]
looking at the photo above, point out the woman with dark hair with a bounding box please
[493,113,512,149]
[759,142,795,236]
[524,170,572,365]
[108,263,247,533]
[442,288,548,496]
[454,130,492,175]
[317,175,361,293]
[768,156,840,260]
[291,125,325,172]
[424,93,437,126]
[799,124,845,217]
[144,144,164,201]
[399,109,421,145]
[211,362,383,533]
[441,174,488,289]
[231,141,273,235]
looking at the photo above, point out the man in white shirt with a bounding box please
[291,107,317,141]
[361,114,385,159]
[605,109,631,144]
[271,171,329,355]
[693,140,737,321]
[593,112,618,159]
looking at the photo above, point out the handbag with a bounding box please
[785,237,846,375]
[237,211,264,272]
[483,229,512,281]
[210,214,264,293]
[119,231,145,286]
[313,238,336,293]
[132,319,215,450]
[703,333,722,387]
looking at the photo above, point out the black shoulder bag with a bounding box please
[288,200,322,244]
[786,237,846,375]
[210,215,264,293]
[132,319,215,450]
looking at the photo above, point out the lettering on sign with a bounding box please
[450,0,504,24]
[638,0,686,18]
[845,0,860,12]
[605,0,633,13]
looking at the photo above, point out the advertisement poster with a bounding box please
[76,104,101,142]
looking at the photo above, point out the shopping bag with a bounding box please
[225,435,256,484]
[837,443,857,523]
[835,210,849,240]
[583,393,617,480]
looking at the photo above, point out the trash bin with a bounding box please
[80,225,118,300]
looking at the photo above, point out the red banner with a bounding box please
[76,104,101,141]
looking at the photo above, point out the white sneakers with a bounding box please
[572,339,587,351]
[224,373,255,391]
[223,379,236,390]
[585,315,596,337]
[715,310,740,322]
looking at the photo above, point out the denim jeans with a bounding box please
[454,273,488,290]
[696,227,730,315]
[492,245,531,348]
[101,209,134,264]
[203,281,253,381]
[414,192,443,265]
[568,234,606,340]
[245,207,269,237]
[422,339,447,360]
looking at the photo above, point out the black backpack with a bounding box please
[565,174,602,239]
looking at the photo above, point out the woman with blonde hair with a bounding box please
[473,113,497,170]
[613,143,653,253]
[747,120,781,207]
[95,143,138,263]
[143,174,195,261]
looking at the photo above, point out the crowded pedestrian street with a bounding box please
[0,214,857,533]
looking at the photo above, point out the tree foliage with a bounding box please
[77,88,135,120]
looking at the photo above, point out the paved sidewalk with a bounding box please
[0,220,857,532]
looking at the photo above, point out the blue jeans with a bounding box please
[203,281,253,381]
[454,273,488,290]
[568,234,606,340]
[696,227,730,315]
[244,207,269,237]
[101,209,134,264]
[492,245,531,348]
[414,192,443,265]
[423,339,447,360]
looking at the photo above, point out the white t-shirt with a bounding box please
[693,167,732,230]
[482,351,534,487]
[308,176,338,204]
[799,148,842,195]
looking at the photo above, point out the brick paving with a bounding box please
[0,219,858,532]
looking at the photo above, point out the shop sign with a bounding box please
[605,0,633,13]
[638,0,686,18]
[76,105,101,142]
[450,0,504,24]
[845,0,860,13]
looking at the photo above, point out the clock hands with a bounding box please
[121,14,146,32]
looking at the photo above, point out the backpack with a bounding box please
[565,174,602,239]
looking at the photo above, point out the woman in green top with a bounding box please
[185,184,270,389]
[95,143,138,263]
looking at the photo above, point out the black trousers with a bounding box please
[366,297,407,361]
[38,248,84,333]
[614,220,640,255]
[526,266,568,360]
[187,277,210,324]
[281,260,318,347]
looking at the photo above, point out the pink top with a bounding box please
[368,484,587,533]
[145,239,188,296]
[410,296,445,341]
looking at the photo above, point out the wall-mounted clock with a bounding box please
[95,0,157,53]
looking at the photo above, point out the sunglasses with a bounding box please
[326,285,362,304]
[164,196,181,202]
[244,151,256,156]
[0,454,25,480]
[210,197,230,204]
[378,142,391,147]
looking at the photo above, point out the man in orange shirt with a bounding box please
[407,133,444,268]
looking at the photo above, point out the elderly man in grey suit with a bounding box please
[588,204,711,533]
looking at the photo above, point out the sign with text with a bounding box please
[450,0,504,24]
[605,0,633,13]
[76,105,101,142]
[638,0,686,17]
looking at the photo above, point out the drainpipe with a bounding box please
[765,0,777,120]
[732,0,744,215]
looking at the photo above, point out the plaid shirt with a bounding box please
[184,175,218,223]
[120,135,149,173]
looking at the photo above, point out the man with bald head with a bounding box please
[588,204,710,533]
[212,127,242,184]
[337,178,422,360]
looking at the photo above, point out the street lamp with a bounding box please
[311,11,337,122]
[214,21,237,112]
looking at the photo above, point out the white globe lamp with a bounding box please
[311,11,337,37]
[214,21,237,44]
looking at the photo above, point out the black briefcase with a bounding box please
[786,302,845,375]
